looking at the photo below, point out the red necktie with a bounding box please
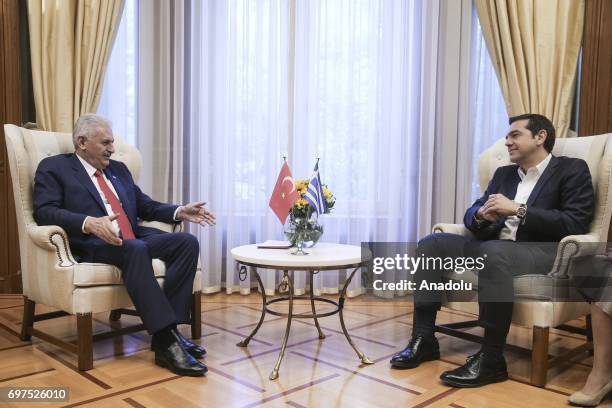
[94,170,136,240]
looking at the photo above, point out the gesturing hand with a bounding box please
[84,213,123,246]
[481,193,520,218]
[177,201,216,226]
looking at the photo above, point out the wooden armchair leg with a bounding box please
[20,297,35,341]
[531,326,549,387]
[191,291,202,339]
[77,313,93,371]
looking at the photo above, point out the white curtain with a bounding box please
[99,0,508,298]
[468,6,509,200]
[292,0,439,296]
[136,0,187,203]
[182,0,440,296]
[98,0,138,146]
[187,0,292,295]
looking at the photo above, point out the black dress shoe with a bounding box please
[390,335,440,369]
[440,351,507,388]
[151,331,207,359]
[173,329,206,359]
[154,333,208,377]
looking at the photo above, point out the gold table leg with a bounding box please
[237,267,267,347]
[236,263,371,380]
[270,270,294,380]
[339,266,373,365]
[310,271,326,339]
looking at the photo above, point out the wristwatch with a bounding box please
[516,203,527,220]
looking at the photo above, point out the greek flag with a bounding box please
[305,160,327,215]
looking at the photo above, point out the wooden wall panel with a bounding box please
[0,0,22,293]
[579,0,612,136]
[578,0,612,242]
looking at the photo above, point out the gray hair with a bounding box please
[72,113,112,147]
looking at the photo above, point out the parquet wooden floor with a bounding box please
[0,293,610,407]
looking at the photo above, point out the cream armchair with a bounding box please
[4,124,202,371]
[433,133,612,387]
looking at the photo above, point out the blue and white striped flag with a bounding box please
[305,160,327,215]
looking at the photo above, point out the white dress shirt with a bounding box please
[76,154,182,235]
[498,153,552,241]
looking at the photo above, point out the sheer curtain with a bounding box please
[292,0,436,296]
[468,7,508,200]
[184,0,439,296]
[187,1,292,295]
[100,0,505,298]
[98,0,138,146]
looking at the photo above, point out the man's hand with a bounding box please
[177,201,216,226]
[481,193,520,218]
[476,205,501,223]
[84,213,122,246]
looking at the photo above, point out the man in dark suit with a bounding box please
[390,114,595,387]
[33,113,215,377]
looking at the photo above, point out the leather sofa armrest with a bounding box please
[27,225,76,267]
[432,223,474,237]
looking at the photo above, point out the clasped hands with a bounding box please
[476,193,520,223]
[84,201,216,246]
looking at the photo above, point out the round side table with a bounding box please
[231,243,373,380]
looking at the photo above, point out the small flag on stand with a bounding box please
[304,159,327,215]
[269,160,298,224]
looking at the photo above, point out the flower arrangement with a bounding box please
[284,179,335,251]
[290,179,336,219]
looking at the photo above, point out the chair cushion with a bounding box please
[444,300,591,328]
[444,270,569,301]
[73,258,167,287]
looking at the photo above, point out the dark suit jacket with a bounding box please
[463,156,595,242]
[33,153,179,260]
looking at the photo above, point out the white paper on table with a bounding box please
[256,240,292,249]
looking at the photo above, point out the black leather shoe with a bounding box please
[154,333,207,377]
[440,351,507,388]
[173,329,206,359]
[151,331,207,359]
[390,335,440,369]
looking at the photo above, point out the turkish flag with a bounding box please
[269,162,298,224]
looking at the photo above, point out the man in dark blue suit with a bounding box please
[390,114,595,387]
[33,114,215,377]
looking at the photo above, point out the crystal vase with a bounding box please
[284,212,323,255]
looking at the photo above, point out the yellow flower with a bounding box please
[289,177,334,216]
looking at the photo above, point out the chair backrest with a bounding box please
[477,134,612,241]
[3,124,142,272]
